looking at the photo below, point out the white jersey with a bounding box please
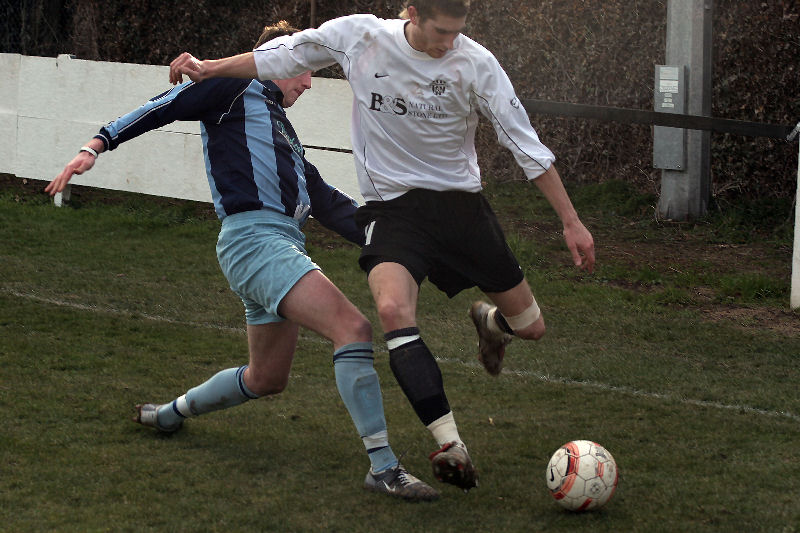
[254,14,555,202]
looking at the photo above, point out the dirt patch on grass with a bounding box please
[495,200,798,336]
[699,306,800,337]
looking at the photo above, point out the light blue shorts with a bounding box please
[216,209,320,325]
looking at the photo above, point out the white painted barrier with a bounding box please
[0,53,360,203]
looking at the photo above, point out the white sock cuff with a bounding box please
[362,430,389,449]
[174,394,192,417]
[386,334,420,351]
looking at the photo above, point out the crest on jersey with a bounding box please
[430,79,447,96]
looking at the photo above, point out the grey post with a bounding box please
[656,0,713,221]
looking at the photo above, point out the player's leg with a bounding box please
[485,278,546,341]
[470,277,545,371]
[367,261,477,491]
[278,268,438,501]
[278,269,392,472]
[134,317,297,433]
[277,269,371,349]
[368,262,453,439]
[469,279,545,377]
[134,211,309,433]
[432,192,543,375]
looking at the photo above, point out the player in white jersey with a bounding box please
[168,0,595,492]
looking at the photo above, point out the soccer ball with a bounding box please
[546,440,618,511]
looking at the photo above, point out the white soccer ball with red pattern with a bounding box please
[546,440,618,511]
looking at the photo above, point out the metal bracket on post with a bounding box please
[788,122,800,143]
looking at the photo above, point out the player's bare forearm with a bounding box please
[169,52,257,85]
[533,165,596,272]
[45,138,105,196]
[532,166,577,223]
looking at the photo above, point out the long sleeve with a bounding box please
[94,78,246,151]
[252,15,378,81]
[471,55,556,181]
[304,159,364,246]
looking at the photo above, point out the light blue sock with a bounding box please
[334,342,398,473]
[157,366,258,428]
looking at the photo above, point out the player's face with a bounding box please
[407,8,467,59]
[274,71,313,108]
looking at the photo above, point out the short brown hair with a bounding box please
[255,20,301,48]
[399,0,470,20]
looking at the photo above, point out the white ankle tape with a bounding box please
[505,298,541,331]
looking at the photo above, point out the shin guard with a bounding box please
[387,333,450,427]
[333,342,389,439]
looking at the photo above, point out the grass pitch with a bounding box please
[1,177,798,532]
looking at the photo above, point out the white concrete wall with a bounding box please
[0,53,360,202]
[0,54,21,176]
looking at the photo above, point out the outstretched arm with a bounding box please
[46,79,233,197]
[533,165,596,273]
[45,138,105,196]
[169,52,257,85]
[169,18,351,85]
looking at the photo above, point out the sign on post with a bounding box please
[653,65,687,171]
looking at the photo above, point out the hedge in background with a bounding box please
[4,0,798,201]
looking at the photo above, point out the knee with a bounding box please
[514,317,546,341]
[375,298,413,329]
[334,310,372,344]
[349,313,373,341]
[245,369,289,396]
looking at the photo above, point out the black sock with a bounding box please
[385,329,451,427]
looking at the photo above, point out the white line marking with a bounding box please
[5,288,798,423]
[434,356,800,423]
[5,288,246,334]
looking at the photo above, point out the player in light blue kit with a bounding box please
[45,21,438,502]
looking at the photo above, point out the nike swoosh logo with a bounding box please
[374,73,389,78]
[382,481,396,492]
[549,469,555,482]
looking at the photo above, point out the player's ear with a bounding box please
[407,5,420,24]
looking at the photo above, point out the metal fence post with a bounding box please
[791,123,800,309]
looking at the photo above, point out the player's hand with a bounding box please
[169,52,207,85]
[563,220,595,273]
[45,152,96,196]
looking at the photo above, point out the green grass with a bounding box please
[1,178,799,532]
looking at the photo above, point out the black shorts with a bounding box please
[354,189,524,298]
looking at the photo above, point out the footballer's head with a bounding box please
[254,20,301,48]
[255,21,312,108]
[400,0,470,21]
[401,1,468,59]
